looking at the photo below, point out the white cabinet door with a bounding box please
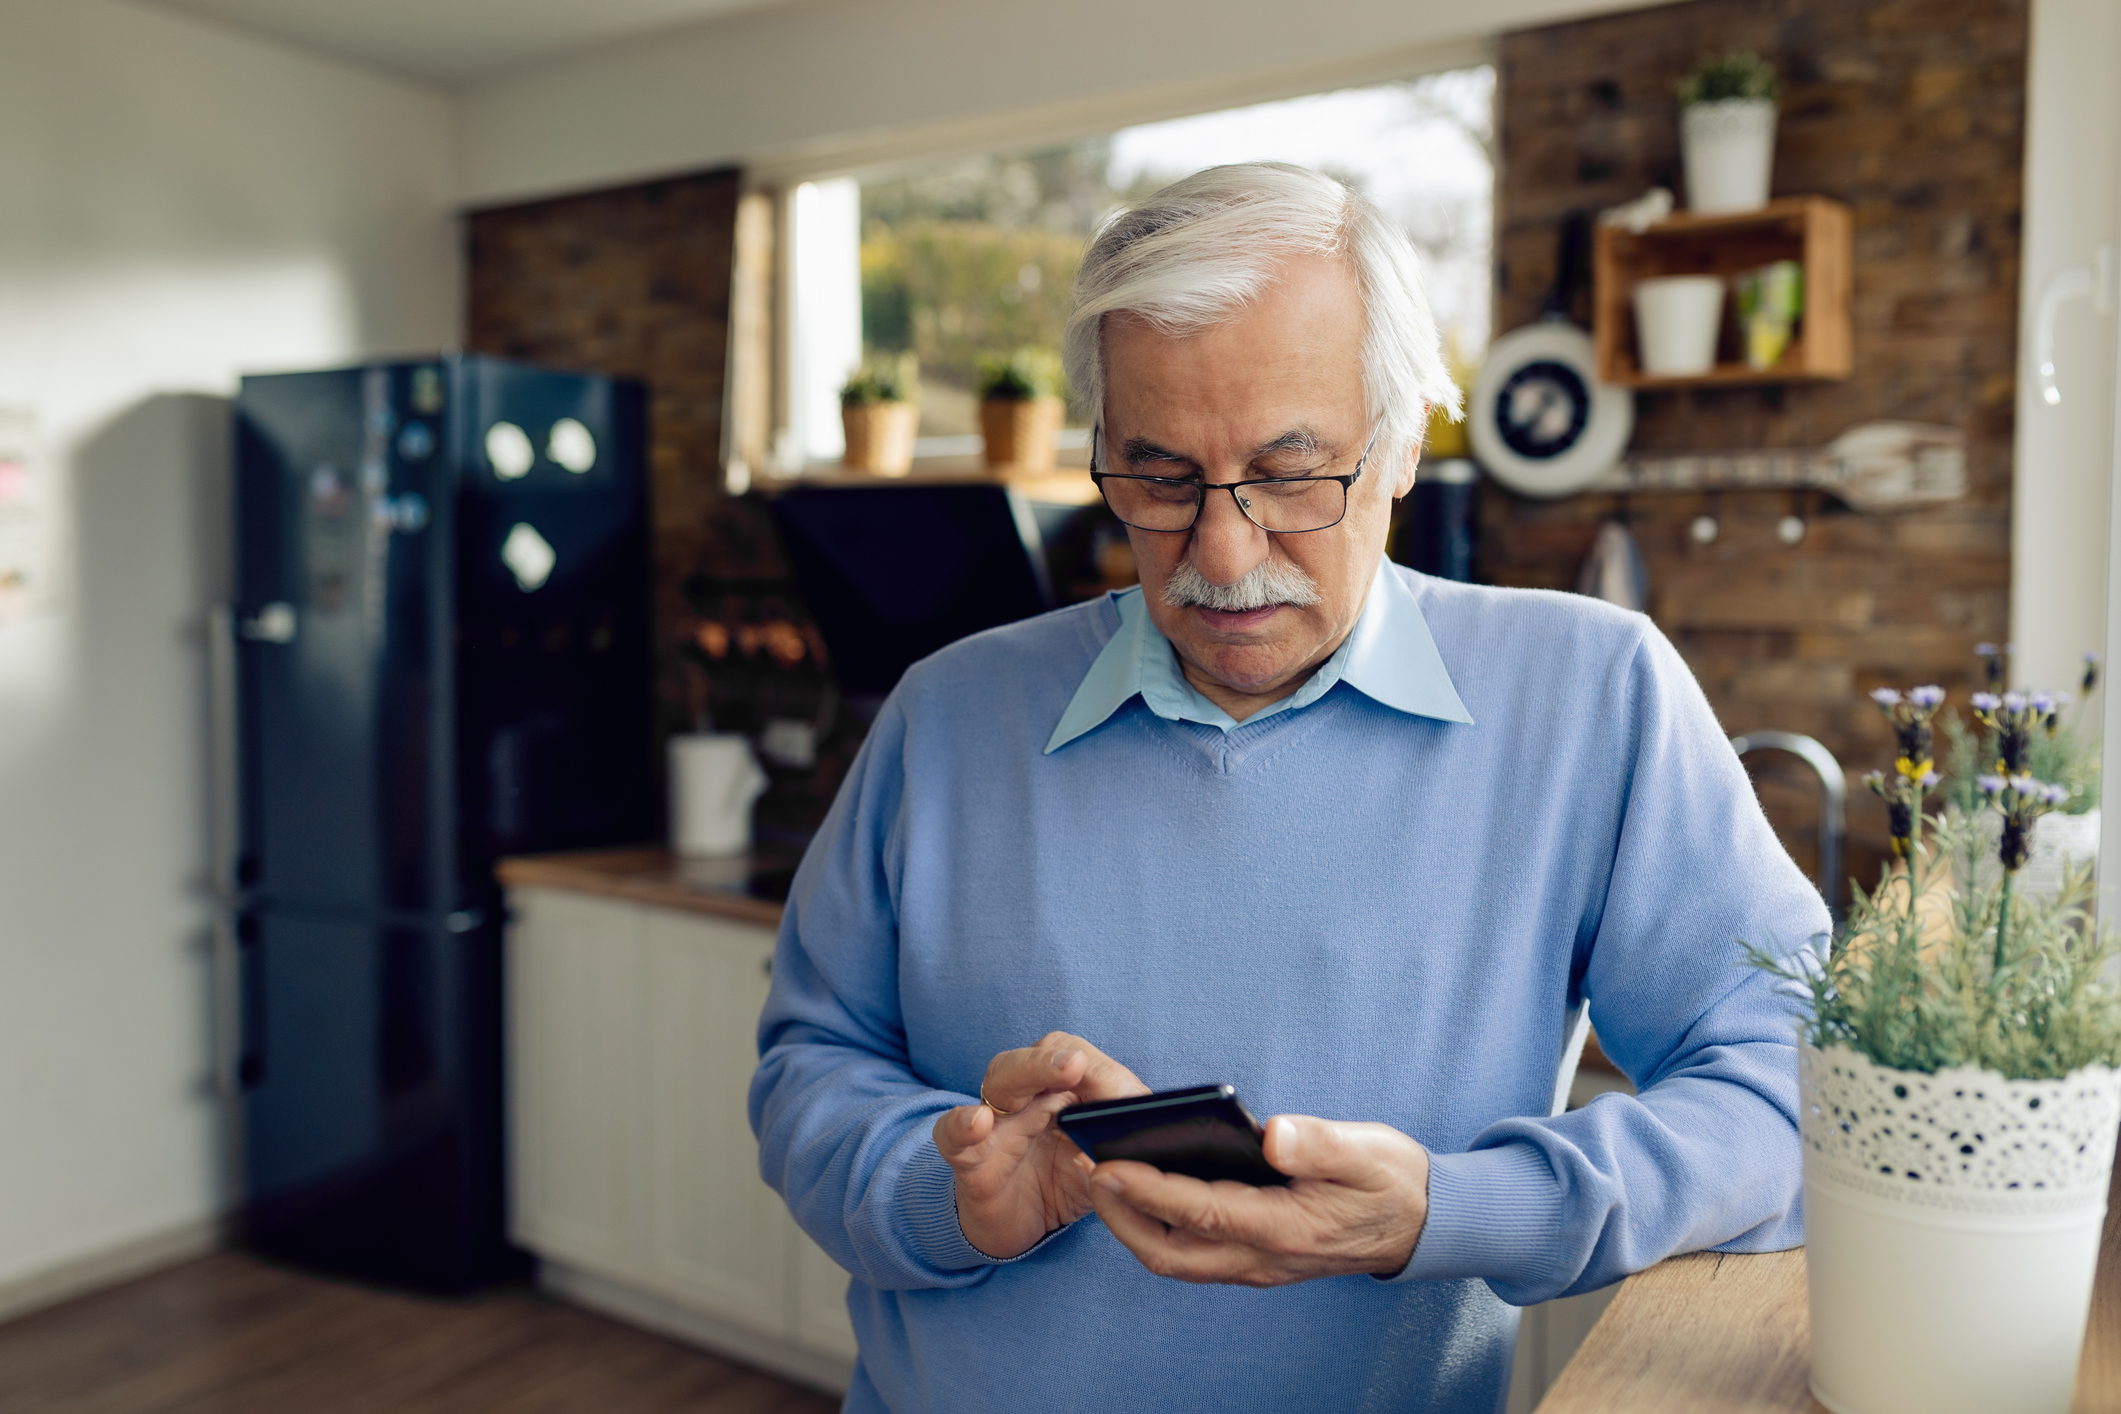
[641,908,791,1328]
[510,885,860,1374]
[507,887,646,1274]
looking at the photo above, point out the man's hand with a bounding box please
[933,1033,1149,1260]
[1087,1114,1430,1286]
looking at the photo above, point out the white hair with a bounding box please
[1063,161,1461,471]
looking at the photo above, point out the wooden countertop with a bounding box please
[497,847,788,928]
[1536,1149,2121,1412]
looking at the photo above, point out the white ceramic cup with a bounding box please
[669,733,768,857]
[1633,275,1726,377]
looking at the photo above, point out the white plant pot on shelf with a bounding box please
[1682,98,1777,213]
[1800,1042,2121,1414]
[1633,275,1726,376]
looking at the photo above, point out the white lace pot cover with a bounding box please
[1799,1043,2121,1414]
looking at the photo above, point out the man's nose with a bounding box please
[1186,482,1271,586]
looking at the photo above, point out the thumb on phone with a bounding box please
[1262,1115,1405,1189]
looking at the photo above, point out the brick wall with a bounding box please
[1491,0,2027,900]
[464,170,748,740]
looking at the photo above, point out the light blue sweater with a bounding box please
[751,566,1826,1413]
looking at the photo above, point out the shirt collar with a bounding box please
[1045,558,1473,754]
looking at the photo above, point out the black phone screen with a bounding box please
[1057,1084,1288,1186]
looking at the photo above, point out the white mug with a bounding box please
[669,733,768,857]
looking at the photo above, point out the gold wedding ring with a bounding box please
[980,1084,1021,1117]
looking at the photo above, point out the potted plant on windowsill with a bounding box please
[1677,51,1780,213]
[976,347,1066,472]
[1751,684,2121,1414]
[841,353,920,476]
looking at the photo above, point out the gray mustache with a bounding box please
[1162,557,1323,612]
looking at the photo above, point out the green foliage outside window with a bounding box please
[860,223,1083,413]
[859,139,1170,433]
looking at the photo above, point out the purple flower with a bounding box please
[2030,691,2057,714]
[1972,692,2001,711]
[1910,685,1945,708]
[1977,774,2006,796]
[2002,691,2028,711]
[1919,768,1939,788]
[2042,783,2072,806]
[2009,773,2038,794]
[1870,687,1903,707]
[1976,642,2000,657]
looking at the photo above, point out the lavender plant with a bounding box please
[1750,684,2121,1079]
[1942,647,2101,817]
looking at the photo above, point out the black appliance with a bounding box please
[770,482,1054,717]
[230,354,655,1293]
[1394,459,1479,582]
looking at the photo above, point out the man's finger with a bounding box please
[1090,1162,1286,1244]
[1260,1115,1398,1188]
[980,1033,1148,1114]
[978,1040,1086,1114]
[932,1102,994,1161]
[1090,1183,1268,1286]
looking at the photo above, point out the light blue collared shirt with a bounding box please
[1045,558,1474,753]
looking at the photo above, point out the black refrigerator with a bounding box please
[230,354,656,1293]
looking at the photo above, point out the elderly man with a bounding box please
[750,162,1825,1413]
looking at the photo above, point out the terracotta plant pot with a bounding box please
[1799,1042,2121,1414]
[979,396,1064,471]
[841,402,918,475]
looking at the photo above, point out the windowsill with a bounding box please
[762,442,1098,505]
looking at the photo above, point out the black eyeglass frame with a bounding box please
[1088,422,1383,535]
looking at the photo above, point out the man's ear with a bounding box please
[1389,436,1421,501]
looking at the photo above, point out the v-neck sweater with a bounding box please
[751,565,1827,1414]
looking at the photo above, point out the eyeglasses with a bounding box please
[1089,423,1380,534]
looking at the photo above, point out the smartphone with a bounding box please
[1057,1084,1289,1186]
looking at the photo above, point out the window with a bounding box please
[765,65,1494,475]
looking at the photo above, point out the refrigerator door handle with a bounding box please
[208,606,244,1099]
[208,606,240,899]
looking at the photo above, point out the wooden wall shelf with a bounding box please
[1593,196,1853,388]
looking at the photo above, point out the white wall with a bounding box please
[453,0,1643,205]
[2012,0,2120,703]
[0,0,456,1297]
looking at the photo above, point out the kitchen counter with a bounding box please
[1534,1153,2121,1412]
[497,847,789,928]
[496,850,2121,1410]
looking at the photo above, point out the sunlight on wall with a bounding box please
[788,180,864,465]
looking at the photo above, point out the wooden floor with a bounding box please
[0,1252,843,1414]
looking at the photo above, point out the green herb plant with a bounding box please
[1677,52,1782,108]
[840,352,920,408]
[1749,683,2121,1081]
[975,347,1066,403]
